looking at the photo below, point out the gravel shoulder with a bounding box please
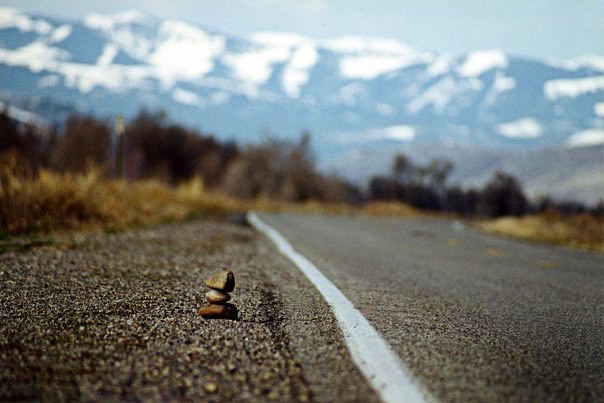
[0,218,378,402]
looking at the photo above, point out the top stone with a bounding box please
[205,269,235,292]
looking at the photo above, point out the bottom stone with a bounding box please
[199,303,238,320]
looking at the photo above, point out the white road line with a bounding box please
[247,212,430,403]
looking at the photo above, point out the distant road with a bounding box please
[256,212,604,402]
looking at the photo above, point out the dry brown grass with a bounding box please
[478,211,604,253]
[0,161,251,234]
[0,160,362,234]
[360,201,424,217]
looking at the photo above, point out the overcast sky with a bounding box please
[2,0,602,59]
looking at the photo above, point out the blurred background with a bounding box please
[0,1,603,237]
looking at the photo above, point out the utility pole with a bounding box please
[115,114,125,178]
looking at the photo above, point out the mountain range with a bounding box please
[1,7,603,202]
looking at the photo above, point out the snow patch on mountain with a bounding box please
[407,76,482,114]
[493,71,516,93]
[334,82,366,106]
[569,55,604,72]
[497,118,543,139]
[567,129,604,147]
[196,75,259,98]
[232,31,321,95]
[547,54,604,73]
[595,102,604,117]
[544,76,604,100]
[84,10,151,31]
[172,88,203,106]
[251,32,312,48]
[50,24,72,43]
[0,10,227,92]
[407,77,454,114]
[84,11,153,60]
[223,46,290,85]
[458,49,508,77]
[97,44,118,66]
[339,55,416,80]
[2,37,153,93]
[0,41,68,72]
[0,100,47,126]
[282,44,319,98]
[150,20,225,85]
[484,71,516,105]
[60,64,149,93]
[324,36,432,80]
[427,55,453,77]
[323,36,415,54]
[338,125,416,144]
[0,7,52,34]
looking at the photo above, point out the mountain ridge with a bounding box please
[1,7,603,202]
[1,7,602,147]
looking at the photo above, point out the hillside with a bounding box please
[1,7,602,202]
[325,143,604,204]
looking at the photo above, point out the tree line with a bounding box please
[370,154,527,217]
[1,107,600,217]
[0,108,358,203]
[369,153,603,217]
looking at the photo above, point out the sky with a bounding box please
[1,0,603,60]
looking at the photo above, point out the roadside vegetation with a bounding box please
[478,212,604,252]
[1,107,602,251]
[0,158,240,233]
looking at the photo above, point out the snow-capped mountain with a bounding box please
[1,8,603,166]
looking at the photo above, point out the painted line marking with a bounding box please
[247,212,430,403]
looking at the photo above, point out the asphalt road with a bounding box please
[257,212,604,403]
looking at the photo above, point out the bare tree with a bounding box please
[480,171,528,217]
[51,114,112,173]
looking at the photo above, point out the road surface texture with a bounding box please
[257,212,604,403]
[0,219,378,402]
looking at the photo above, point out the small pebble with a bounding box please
[199,303,238,320]
[204,382,218,393]
[205,269,235,292]
[206,289,231,304]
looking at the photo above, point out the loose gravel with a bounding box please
[0,219,377,402]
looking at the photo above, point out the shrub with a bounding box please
[480,171,528,217]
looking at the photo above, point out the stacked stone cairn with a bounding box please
[198,269,238,320]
